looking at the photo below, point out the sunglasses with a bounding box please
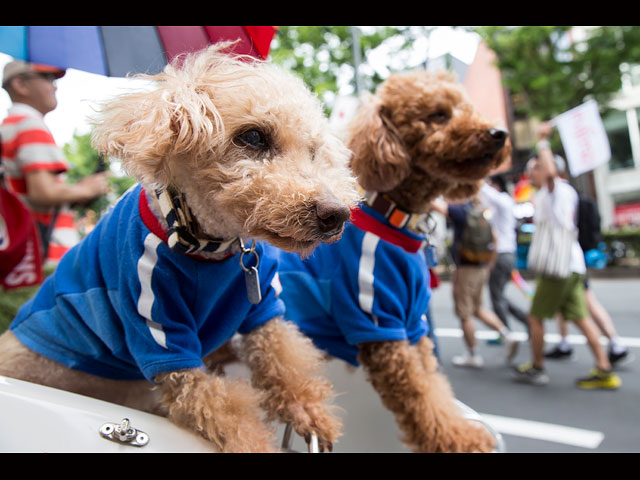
[19,72,59,85]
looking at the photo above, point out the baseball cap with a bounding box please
[2,60,66,88]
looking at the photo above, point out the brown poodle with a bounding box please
[276,70,510,453]
[350,70,510,206]
[0,45,361,453]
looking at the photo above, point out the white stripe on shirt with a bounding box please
[358,232,379,315]
[271,272,282,297]
[137,233,168,349]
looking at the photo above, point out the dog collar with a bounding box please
[149,186,240,257]
[140,187,263,304]
[351,206,426,253]
[361,190,426,233]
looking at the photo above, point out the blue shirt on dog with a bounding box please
[11,184,285,382]
[277,204,431,366]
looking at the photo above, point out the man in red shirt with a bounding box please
[1,60,109,265]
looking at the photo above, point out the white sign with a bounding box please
[553,100,611,177]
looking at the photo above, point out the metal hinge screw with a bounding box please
[99,418,149,447]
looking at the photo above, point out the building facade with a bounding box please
[594,62,640,228]
[462,36,640,232]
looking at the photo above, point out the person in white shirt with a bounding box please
[479,175,529,335]
[543,158,632,368]
[512,122,621,390]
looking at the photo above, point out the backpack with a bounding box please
[576,193,601,253]
[459,202,495,264]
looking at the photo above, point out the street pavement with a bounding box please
[278,276,639,453]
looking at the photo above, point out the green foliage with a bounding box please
[475,26,640,120]
[269,26,432,111]
[63,131,136,218]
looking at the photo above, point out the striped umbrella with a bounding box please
[0,26,277,77]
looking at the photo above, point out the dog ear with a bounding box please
[91,78,222,186]
[347,101,411,193]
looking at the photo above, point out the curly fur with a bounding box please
[240,319,342,451]
[0,44,360,452]
[359,339,494,453]
[92,44,360,254]
[346,70,509,452]
[155,369,276,453]
[349,70,511,210]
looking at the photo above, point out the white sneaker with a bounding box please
[452,353,484,368]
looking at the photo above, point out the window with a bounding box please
[603,109,635,171]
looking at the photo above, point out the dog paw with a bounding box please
[158,370,279,453]
[219,418,279,453]
[443,419,496,453]
[286,401,342,452]
[199,411,278,453]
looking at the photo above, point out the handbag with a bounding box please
[527,220,575,279]
[0,134,43,289]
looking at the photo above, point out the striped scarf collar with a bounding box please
[140,186,263,303]
[148,185,239,257]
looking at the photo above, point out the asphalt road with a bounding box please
[280,277,639,453]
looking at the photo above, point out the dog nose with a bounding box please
[316,199,351,234]
[489,127,508,148]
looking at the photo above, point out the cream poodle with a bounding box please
[0,44,361,453]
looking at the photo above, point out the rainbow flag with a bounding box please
[514,177,534,203]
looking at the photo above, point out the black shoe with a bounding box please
[545,345,573,360]
[608,349,635,368]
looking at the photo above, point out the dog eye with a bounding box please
[428,111,450,123]
[237,130,268,149]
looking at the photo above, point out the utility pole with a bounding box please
[350,26,363,96]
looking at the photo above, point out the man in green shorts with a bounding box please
[513,123,621,390]
[531,274,588,327]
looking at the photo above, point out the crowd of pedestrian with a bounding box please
[428,122,631,391]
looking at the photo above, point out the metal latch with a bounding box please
[99,418,149,447]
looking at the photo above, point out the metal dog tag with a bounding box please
[425,244,439,267]
[245,266,262,304]
[239,238,262,304]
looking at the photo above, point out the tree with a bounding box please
[269,26,435,111]
[475,26,640,120]
[63,131,136,219]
